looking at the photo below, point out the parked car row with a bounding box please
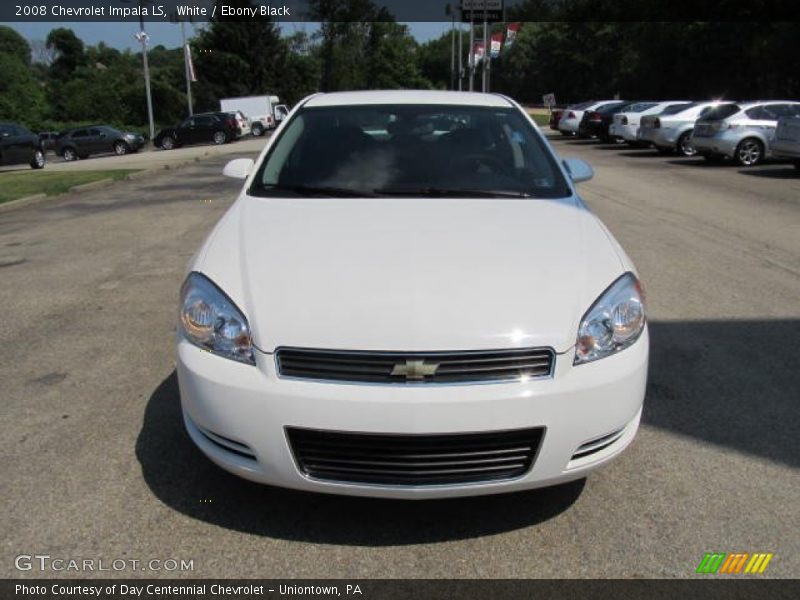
[553,99,800,168]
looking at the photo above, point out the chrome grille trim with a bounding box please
[275,347,555,385]
[287,427,545,486]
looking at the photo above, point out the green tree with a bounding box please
[0,25,31,66]
[0,53,47,124]
[46,28,85,81]
[192,0,286,109]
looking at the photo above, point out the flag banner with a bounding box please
[472,41,485,65]
[185,44,197,82]
[490,31,503,58]
[505,22,521,47]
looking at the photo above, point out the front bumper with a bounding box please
[177,330,648,499]
[609,123,639,142]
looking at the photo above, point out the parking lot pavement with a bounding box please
[1,142,799,579]
[0,136,269,174]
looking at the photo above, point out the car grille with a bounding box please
[275,347,555,384]
[286,427,544,486]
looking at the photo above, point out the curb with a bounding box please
[0,163,185,215]
[0,193,48,214]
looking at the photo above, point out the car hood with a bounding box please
[197,195,626,354]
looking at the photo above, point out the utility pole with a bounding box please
[125,0,155,143]
[458,23,463,91]
[481,3,488,92]
[468,19,474,91]
[180,20,194,116]
[450,9,456,90]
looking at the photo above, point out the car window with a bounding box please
[660,103,696,115]
[701,104,741,121]
[0,124,14,136]
[568,100,596,110]
[196,116,215,126]
[250,104,571,199]
[72,129,89,138]
[89,128,103,136]
[625,103,658,113]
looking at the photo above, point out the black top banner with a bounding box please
[1,0,799,23]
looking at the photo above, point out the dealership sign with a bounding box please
[461,0,504,22]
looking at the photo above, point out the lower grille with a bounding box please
[276,347,554,385]
[287,427,544,486]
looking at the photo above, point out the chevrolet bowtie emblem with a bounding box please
[391,359,440,380]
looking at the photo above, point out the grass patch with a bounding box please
[528,112,551,126]
[0,170,139,204]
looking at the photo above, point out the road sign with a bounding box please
[461,0,504,23]
[543,93,556,107]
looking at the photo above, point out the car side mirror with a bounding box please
[562,158,594,183]
[223,158,254,180]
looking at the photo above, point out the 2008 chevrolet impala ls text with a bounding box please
[176,90,648,499]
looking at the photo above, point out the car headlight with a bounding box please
[574,273,645,365]
[125,133,136,140]
[178,272,255,365]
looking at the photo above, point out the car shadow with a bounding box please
[665,159,735,168]
[736,166,799,179]
[136,371,585,545]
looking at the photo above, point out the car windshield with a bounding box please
[700,104,741,121]
[250,104,571,199]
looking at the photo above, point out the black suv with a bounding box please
[153,112,241,150]
[56,125,145,161]
[0,122,45,169]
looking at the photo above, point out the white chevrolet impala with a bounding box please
[177,90,648,499]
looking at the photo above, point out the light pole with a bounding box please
[180,21,194,116]
[122,0,155,143]
[446,4,456,90]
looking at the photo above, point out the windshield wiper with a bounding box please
[260,184,378,197]
[375,187,533,198]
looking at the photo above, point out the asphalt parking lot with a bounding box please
[1,136,798,578]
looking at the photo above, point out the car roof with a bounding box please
[303,90,514,108]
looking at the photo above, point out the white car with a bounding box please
[558,100,620,136]
[610,101,690,144]
[638,101,726,156]
[177,90,649,499]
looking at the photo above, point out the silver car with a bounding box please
[771,116,800,172]
[692,101,800,166]
[639,101,727,156]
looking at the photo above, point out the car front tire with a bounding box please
[735,137,764,167]
[113,141,129,156]
[160,136,176,150]
[252,123,264,137]
[30,149,45,169]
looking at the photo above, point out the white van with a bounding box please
[220,95,287,136]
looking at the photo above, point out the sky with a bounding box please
[3,21,454,49]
